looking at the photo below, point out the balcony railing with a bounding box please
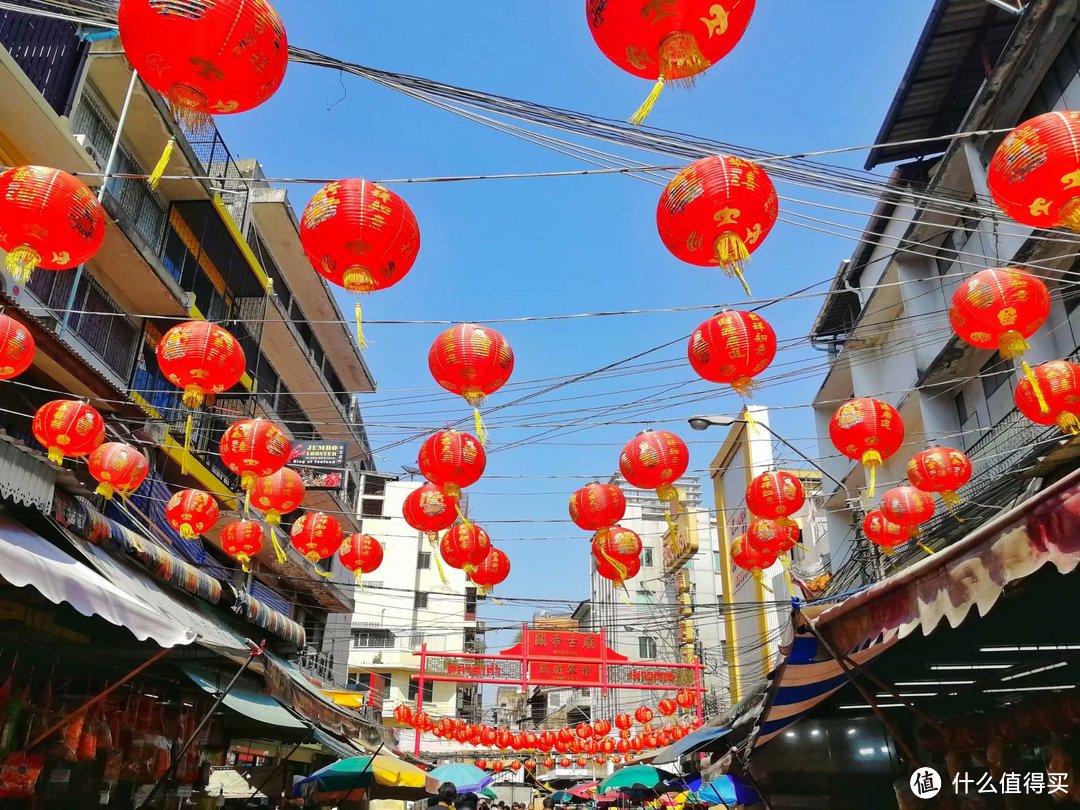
[0,6,87,116]
[298,647,337,686]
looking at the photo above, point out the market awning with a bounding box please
[650,722,733,764]
[0,515,195,648]
[182,663,307,730]
[312,727,366,759]
[207,767,269,800]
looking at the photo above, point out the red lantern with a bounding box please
[418,429,486,499]
[219,418,290,492]
[949,268,1050,359]
[615,713,633,731]
[746,518,799,558]
[558,757,571,768]
[575,756,588,768]
[730,534,776,578]
[599,737,615,755]
[907,447,973,510]
[428,324,515,441]
[524,731,538,750]
[676,688,696,709]
[87,442,149,500]
[593,719,612,737]
[595,552,640,587]
[576,723,593,740]
[118,0,288,126]
[510,733,523,751]
[402,483,459,537]
[592,525,643,563]
[524,758,537,770]
[746,470,805,523]
[585,740,598,755]
[635,706,654,725]
[492,760,505,773]
[339,534,383,583]
[988,112,1080,232]
[440,523,493,573]
[166,490,220,539]
[496,728,512,750]
[475,758,488,770]
[862,510,908,556]
[587,0,755,124]
[569,482,627,538]
[510,760,523,773]
[32,400,104,465]
[539,730,556,750]
[658,698,677,717]
[289,512,344,563]
[250,468,306,525]
[880,486,935,537]
[220,520,264,573]
[411,711,432,731]
[616,738,631,754]
[829,397,904,496]
[393,704,412,725]
[611,755,623,764]
[1015,360,1080,435]
[0,166,105,283]
[482,728,497,747]
[687,310,776,391]
[156,321,246,409]
[543,757,554,769]
[619,430,690,503]
[0,313,34,380]
[471,547,510,593]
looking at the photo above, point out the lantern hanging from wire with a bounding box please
[418,429,486,499]
[676,688,696,709]
[619,430,689,504]
[687,309,777,391]
[569,482,627,541]
[0,313,34,380]
[730,533,776,586]
[289,512,344,573]
[393,704,412,725]
[165,489,220,539]
[658,155,778,295]
[156,321,247,409]
[402,482,459,583]
[907,446,973,510]
[635,706,654,725]
[1015,359,1080,435]
[471,546,510,594]
[339,533,384,585]
[32,400,104,466]
[615,713,633,732]
[440,523,492,575]
[829,397,904,497]
[220,520,264,573]
[87,442,149,500]
[118,0,288,129]
[862,509,908,556]
[987,111,1080,232]
[745,470,805,525]
[0,166,105,283]
[595,552,640,589]
[586,0,756,124]
[592,525,643,565]
[881,486,935,538]
[658,698,677,717]
[746,517,799,558]
[250,467,306,527]
[594,718,612,736]
[219,418,291,497]
[299,179,420,348]
[428,323,515,442]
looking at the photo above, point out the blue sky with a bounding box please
[216,1,935,648]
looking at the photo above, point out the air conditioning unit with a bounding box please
[72,134,106,169]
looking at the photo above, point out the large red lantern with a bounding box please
[289,512,344,564]
[746,518,799,558]
[165,490,220,539]
[339,534,384,583]
[658,156,778,294]
[730,534,776,579]
[658,698,677,717]
[593,719,612,736]
[745,470,805,523]
[402,483,459,537]
[829,398,904,496]
[1015,360,1080,435]
[440,523,492,574]
[676,688,696,709]
[219,418,290,493]
[576,723,593,740]
[156,321,246,409]
[250,467,306,525]
[988,112,1080,232]
[220,520,264,573]
[688,310,777,391]
[32,400,104,465]
[569,482,627,539]
[862,510,908,556]
[907,447,973,509]
[592,525,643,565]
[428,324,515,441]
[619,430,689,503]
[0,313,34,380]
[881,486,935,537]
[393,704,412,726]
[87,442,149,500]
[595,552,641,588]
[471,546,510,593]
[599,737,615,755]
[118,0,288,127]
[587,0,755,124]
[615,713,633,731]
[0,166,104,283]
[418,429,486,499]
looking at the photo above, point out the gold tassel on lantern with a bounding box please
[474,408,488,445]
[629,32,709,126]
[147,137,176,189]
[355,300,367,350]
[917,542,936,556]
[861,450,883,498]
[454,502,473,530]
[269,530,288,564]
[630,76,665,126]
[313,563,334,579]
[1021,361,1051,415]
[714,234,752,296]
[236,553,253,575]
[6,246,41,284]
[182,413,194,476]
[1058,412,1080,435]
[429,534,449,585]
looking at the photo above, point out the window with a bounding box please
[408,679,434,702]
[641,548,654,567]
[981,354,1013,401]
[418,551,431,570]
[352,629,395,648]
[636,589,654,606]
[713,549,722,572]
[414,593,429,609]
[360,473,390,518]
[955,390,972,427]
[465,587,477,617]
[639,637,657,659]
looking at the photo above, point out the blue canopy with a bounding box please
[684,776,758,807]
[652,724,733,764]
[429,762,495,794]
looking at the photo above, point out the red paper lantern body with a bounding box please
[0,314,34,380]
[0,166,105,283]
[730,534,776,575]
[907,447,973,509]
[339,534,384,581]
[988,112,1080,232]
[428,323,515,408]
[635,706,654,725]
[619,430,689,502]
[166,490,220,539]
[676,688,696,708]
[829,398,904,496]
[576,723,593,740]
[88,442,149,500]
[418,429,486,499]
[746,518,799,558]
[595,552,640,587]
[290,512,344,563]
[688,310,777,392]
[594,719,612,736]
[32,400,104,465]
[592,526,643,566]
[440,524,492,573]
[393,704,412,725]
[949,268,1050,360]
[569,482,627,533]
[615,713,633,731]
[402,483,459,537]
[1015,360,1080,435]
[472,547,510,591]
[221,520,264,572]
[118,0,288,125]
[156,321,246,408]
[219,419,290,492]
[881,486,935,535]
[659,155,778,293]
[745,471,805,521]
[658,698,677,717]
[250,468,306,525]
[863,510,908,556]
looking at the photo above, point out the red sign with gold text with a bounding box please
[499,630,628,683]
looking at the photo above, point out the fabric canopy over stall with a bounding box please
[182,663,307,731]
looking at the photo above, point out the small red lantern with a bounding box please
[166,490,220,539]
[0,313,34,380]
[593,719,612,737]
[1015,360,1080,435]
[745,470,805,524]
[393,704,412,725]
[619,430,689,503]
[219,418,290,493]
[471,546,510,592]
[0,166,105,283]
[880,486,935,537]
[569,482,627,540]
[599,737,615,755]
[676,688,696,709]
[907,447,973,510]
[988,112,1080,232]
[615,713,633,731]
[576,723,593,740]
[411,711,432,732]
[509,760,523,772]
[829,397,904,496]
[492,760,505,773]
[418,429,486,499]
[543,757,554,769]
[585,739,598,755]
[87,442,149,500]
[220,520,264,573]
[635,706,654,725]
[440,523,492,574]
[731,534,776,579]
[746,517,799,558]
[595,550,641,587]
[32,400,104,465]
[156,321,246,409]
[475,758,488,770]
[558,757,571,769]
[862,510,908,556]
[118,0,288,126]
[402,483,459,538]
[687,310,777,391]
[616,738,631,754]
[250,467,306,525]
[339,534,384,583]
[658,698,677,717]
[524,758,537,771]
[575,756,588,768]
[612,754,623,764]
[289,512,344,564]
[428,323,515,441]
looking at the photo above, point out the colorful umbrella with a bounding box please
[685,776,759,807]
[598,765,675,794]
[296,754,438,802]
[568,781,600,799]
[430,762,496,794]
[481,787,498,800]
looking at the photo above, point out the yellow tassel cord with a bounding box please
[269,531,288,564]
[880,545,895,557]
[491,595,504,605]
[182,414,193,476]
[629,76,665,126]
[244,488,252,517]
[861,450,883,499]
[596,541,629,584]
[730,376,759,398]
[1057,412,1080,436]
[182,386,205,410]
[780,557,797,598]
[95,482,115,500]
[179,524,197,541]
[455,502,473,530]
[1021,361,1050,415]
[6,246,41,284]
[148,137,176,189]
[237,554,253,574]
[429,534,449,585]
[355,300,368,350]
[752,570,773,594]
[474,408,488,445]
[618,583,632,606]
[917,542,936,556]
[47,446,63,466]
[265,512,282,527]
[714,234,752,297]
[941,490,965,522]
[743,407,759,433]
[313,563,334,579]
[354,570,364,590]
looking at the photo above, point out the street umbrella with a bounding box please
[599,765,676,794]
[296,754,439,803]
[431,763,496,794]
[567,781,599,800]
[550,790,576,803]
[481,787,498,800]
[685,776,759,808]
